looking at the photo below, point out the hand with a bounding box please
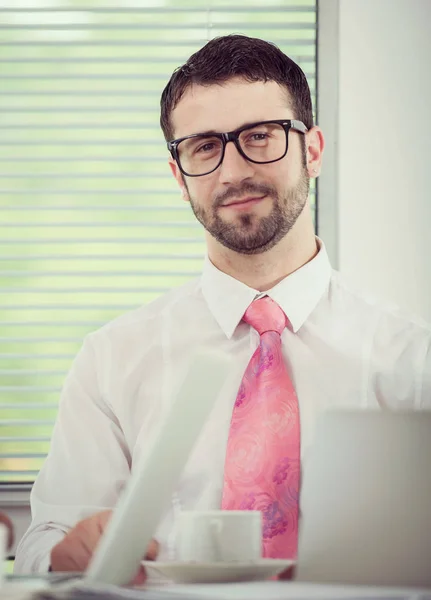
[50,510,159,584]
[0,510,14,550]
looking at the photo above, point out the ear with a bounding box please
[305,126,325,178]
[168,156,190,202]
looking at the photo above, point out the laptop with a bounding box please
[5,349,232,592]
[296,410,431,588]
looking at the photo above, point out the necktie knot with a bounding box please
[243,296,287,336]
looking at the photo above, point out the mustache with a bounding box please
[213,182,277,208]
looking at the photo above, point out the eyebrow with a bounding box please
[193,120,263,137]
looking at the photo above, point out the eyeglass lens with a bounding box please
[177,122,287,176]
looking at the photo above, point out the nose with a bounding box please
[217,140,255,185]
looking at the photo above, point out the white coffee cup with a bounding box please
[175,510,262,563]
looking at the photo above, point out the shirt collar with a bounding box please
[201,237,333,339]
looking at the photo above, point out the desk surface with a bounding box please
[2,579,431,600]
[149,580,431,600]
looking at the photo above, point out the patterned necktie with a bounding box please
[221,296,301,559]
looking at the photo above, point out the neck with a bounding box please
[206,206,318,292]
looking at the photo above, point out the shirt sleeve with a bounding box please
[13,334,132,574]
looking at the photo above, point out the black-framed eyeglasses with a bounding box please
[167,119,308,178]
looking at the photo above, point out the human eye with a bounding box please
[242,127,271,145]
[180,136,220,161]
[191,137,222,161]
[195,141,219,154]
[250,132,269,141]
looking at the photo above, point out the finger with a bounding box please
[51,510,111,573]
[75,520,101,560]
[51,538,87,572]
[79,510,112,557]
[144,538,159,561]
[95,509,113,534]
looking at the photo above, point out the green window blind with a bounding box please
[0,0,317,482]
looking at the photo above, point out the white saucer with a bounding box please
[142,558,294,584]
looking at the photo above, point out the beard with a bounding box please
[185,170,310,255]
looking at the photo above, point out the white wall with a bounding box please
[332,0,431,321]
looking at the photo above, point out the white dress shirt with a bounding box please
[14,238,431,573]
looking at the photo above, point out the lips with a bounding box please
[222,195,266,208]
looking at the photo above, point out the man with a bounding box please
[14,35,431,578]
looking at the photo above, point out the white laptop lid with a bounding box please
[296,410,431,588]
[84,349,231,587]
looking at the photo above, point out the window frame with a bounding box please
[315,0,340,267]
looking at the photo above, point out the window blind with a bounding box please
[0,0,317,482]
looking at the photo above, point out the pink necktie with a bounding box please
[221,296,301,559]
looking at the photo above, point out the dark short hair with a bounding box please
[160,34,314,142]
